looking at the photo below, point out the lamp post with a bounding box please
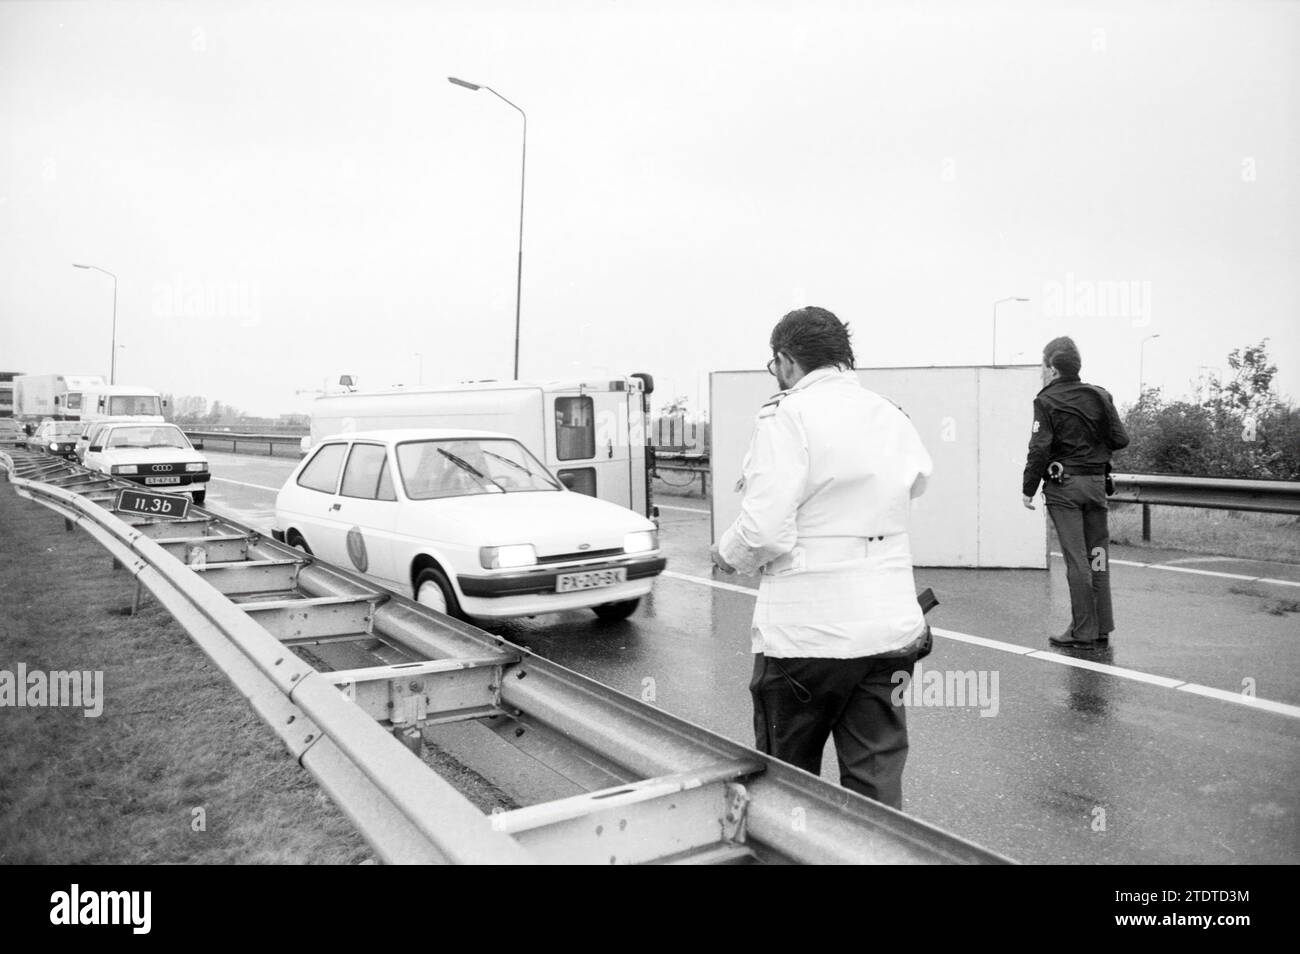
[72,263,118,384]
[1139,333,1161,399]
[992,297,1030,366]
[449,76,527,381]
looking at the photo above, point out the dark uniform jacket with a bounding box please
[1022,374,1130,497]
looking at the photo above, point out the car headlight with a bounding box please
[479,544,537,570]
[185,462,206,472]
[113,465,138,475]
[49,442,58,451]
[623,530,658,554]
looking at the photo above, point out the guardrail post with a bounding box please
[1141,504,1151,542]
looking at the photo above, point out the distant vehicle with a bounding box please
[272,429,666,622]
[13,374,106,422]
[29,420,82,458]
[82,422,210,504]
[305,373,657,519]
[80,384,167,424]
[0,418,24,445]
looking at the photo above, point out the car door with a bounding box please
[331,441,399,586]
[82,425,113,473]
[279,441,349,559]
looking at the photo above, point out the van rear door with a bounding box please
[547,387,633,512]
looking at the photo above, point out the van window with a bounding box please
[66,394,83,410]
[557,467,596,497]
[298,443,347,494]
[341,443,396,501]
[106,395,162,416]
[556,396,595,460]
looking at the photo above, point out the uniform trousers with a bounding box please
[750,650,917,809]
[1044,474,1114,640]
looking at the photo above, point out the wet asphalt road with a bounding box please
[204,450,1300,865]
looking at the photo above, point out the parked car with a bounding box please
[272,429,666,622]
[0,418,25,445]
[28,420,82,458]
[82,422,211,504]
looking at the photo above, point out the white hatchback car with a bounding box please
[272,429,666,622]
[82,422,211,503]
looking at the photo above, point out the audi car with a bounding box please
[81,422,211,504]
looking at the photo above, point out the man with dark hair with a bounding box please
[710,306,933,808]
[1022,335,1130,650]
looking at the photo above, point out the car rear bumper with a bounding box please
[457,554,667,598]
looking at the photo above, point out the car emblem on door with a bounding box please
[578,543,590,550]
[346,526,369,573]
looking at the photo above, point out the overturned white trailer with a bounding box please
[709,365,1047,568]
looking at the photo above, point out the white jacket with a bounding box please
[718,367,933,658]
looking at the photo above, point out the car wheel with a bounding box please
[285,530,313,556]
[415,567,464,620]
[593,598,640,622]
[192,490,206,505]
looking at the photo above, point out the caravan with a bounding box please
[306,374,657,518]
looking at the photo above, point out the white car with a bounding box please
[82,422,211,504]
[272,429,666,622]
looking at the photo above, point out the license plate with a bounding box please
[556,568,627,593]
[144,476,182,485]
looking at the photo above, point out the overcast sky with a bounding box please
[2,0,1296,417]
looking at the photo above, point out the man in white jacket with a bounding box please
[711,306,933,808]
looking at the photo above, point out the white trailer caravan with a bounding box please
[13,374,107,422]
[307,374,657,517]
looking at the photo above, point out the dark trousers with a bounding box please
[750,652,915,809]
[1045,474,1114,640]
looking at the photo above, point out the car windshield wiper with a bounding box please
[438,448,507,492]
[483,449,553,486]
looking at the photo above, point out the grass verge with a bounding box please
[0,481,370,863]
[1109,503,1300,564]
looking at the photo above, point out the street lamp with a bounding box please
[1139,333,1161,398]
[448,76,527,381]
[72,263,118,384]
[992,297,1030,366]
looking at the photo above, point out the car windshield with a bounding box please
[50,423,82,437]
[105,425,190,449]
[397,438,561,500]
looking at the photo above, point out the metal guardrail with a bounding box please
[1110,473,1300,542]
[0,448,1010,865]
[1110,473,1300,515]
[652,450,710,496]
[184,430,307,456]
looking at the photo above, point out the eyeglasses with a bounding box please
[766,356,779,376]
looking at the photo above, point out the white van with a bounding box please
[306,374,657,518]
[81,385,167,424]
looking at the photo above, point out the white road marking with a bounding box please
[211,476,281,493]
[662,569,754,595]
[1050,550,1299,588]
[657,503,710,514]
[659,568,1300,720]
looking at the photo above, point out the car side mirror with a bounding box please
[558,473,576,489]
[192,440,204,450]
[88,445,102,453]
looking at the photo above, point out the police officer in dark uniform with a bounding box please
[1022,336,1130,650]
